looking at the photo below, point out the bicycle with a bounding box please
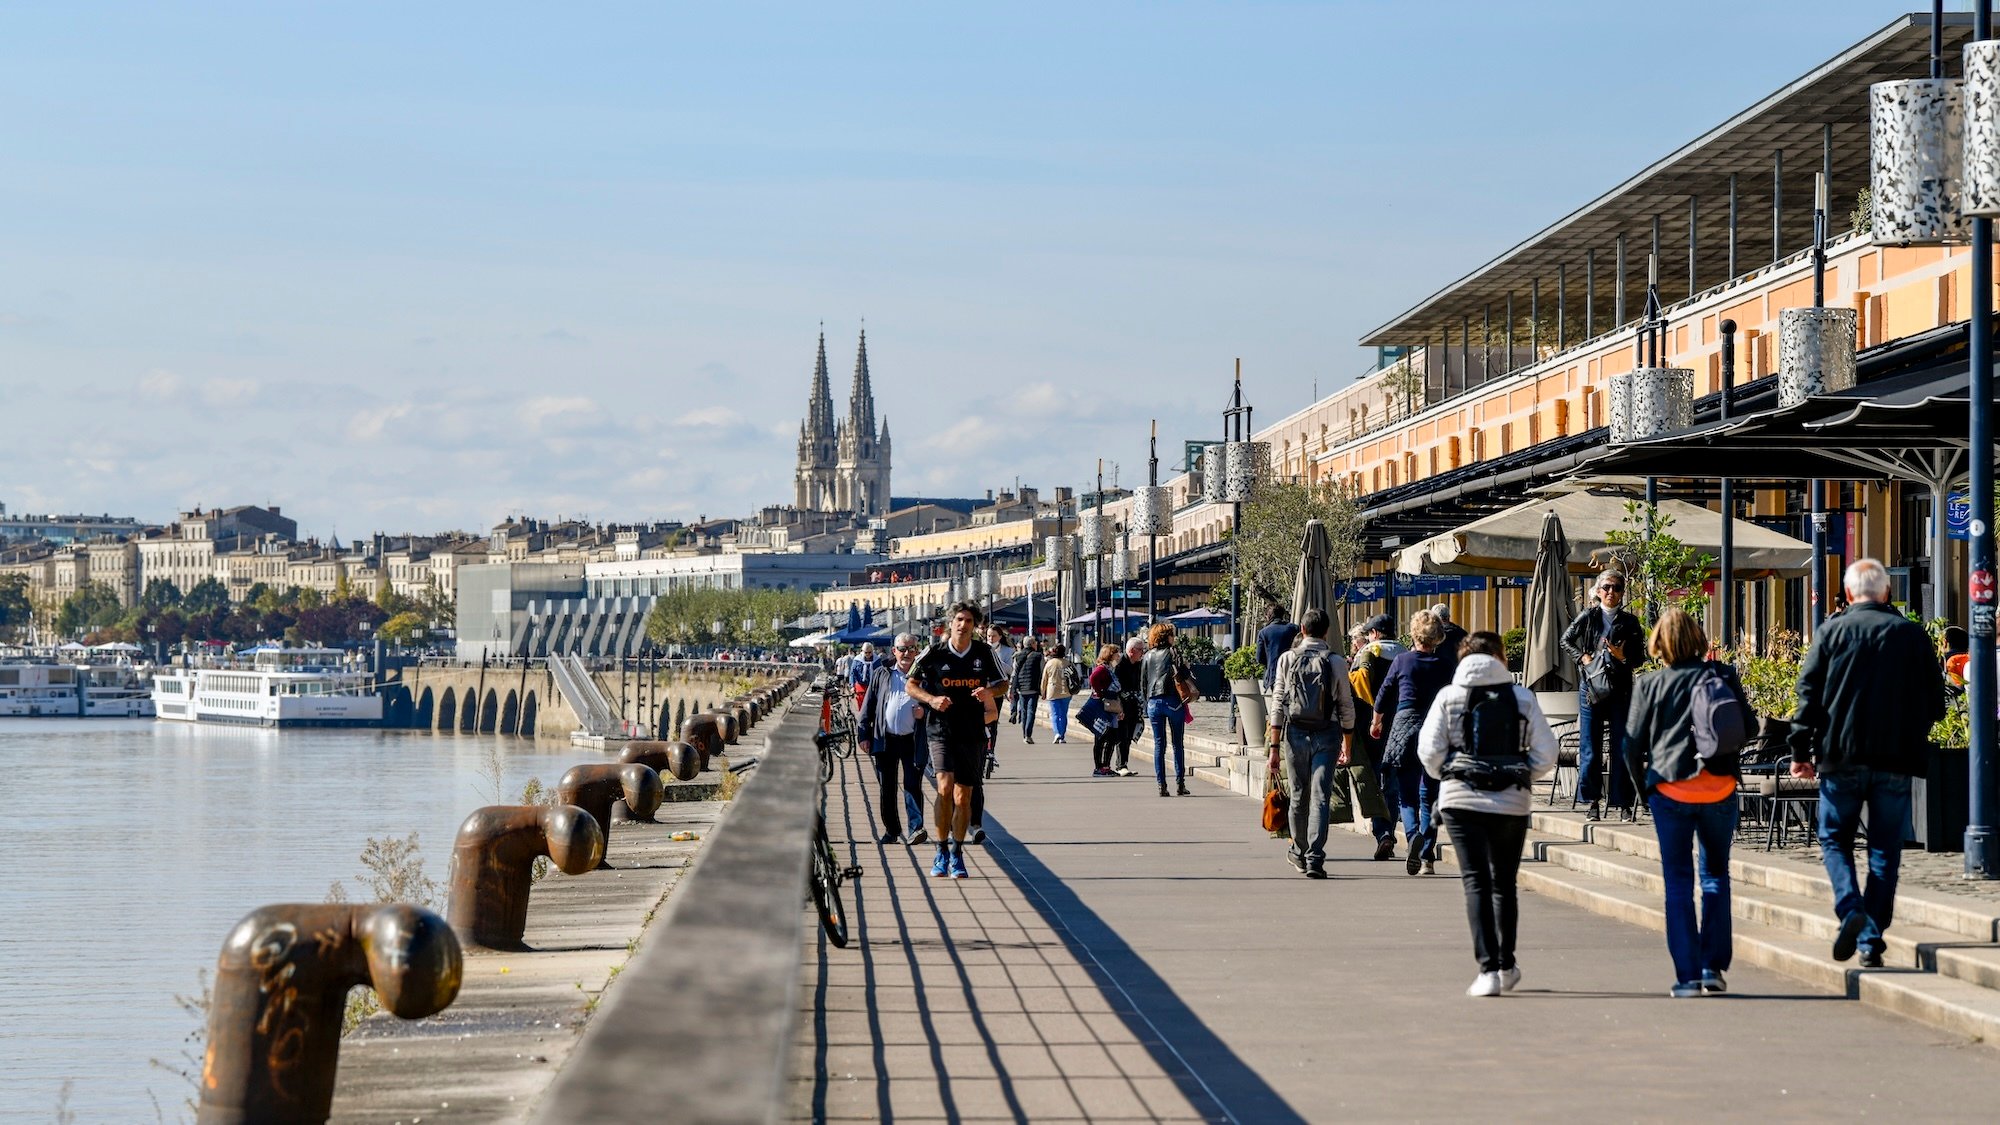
[820,682,859,763]
[810,727,863,947]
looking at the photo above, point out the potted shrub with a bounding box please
[1223,645,1267,740]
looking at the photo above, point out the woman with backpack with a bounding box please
[1418,631,1559,998]
[1040,643,1074,744]
[1372,610,1456,876]
[1141,622,1192,797]
[1623,608,1748,998]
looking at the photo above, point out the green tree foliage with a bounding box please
[56,582,125,636]
[379,611,427,646]
[1599,502,1715,623]
[644,586,814,648]
[0,574,30,638]
[142,578,184,611]
[182,577,231,616]
[1232,478,1366,607]
[416,580,454,629]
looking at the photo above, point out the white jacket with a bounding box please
[1416,654,1558,817]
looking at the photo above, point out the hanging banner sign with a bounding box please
[1948,492,1972,541]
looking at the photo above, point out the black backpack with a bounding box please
[1444,684,1532,791]
[1287,649,1338,732]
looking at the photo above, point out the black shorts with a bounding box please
[930,726,987,781]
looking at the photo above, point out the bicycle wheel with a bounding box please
[810,821,849,947]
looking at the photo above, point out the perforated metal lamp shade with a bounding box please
[1222,441,1268,502]
[1608,368,1695,443]
[1201,445,1228,504]
[1964,41,2000,217]
[1778,308,1860,407]
[1130,486,1174,534]
[1044,535,1074,571]
[1076,512,1104,555]
[1871,76,1969,245]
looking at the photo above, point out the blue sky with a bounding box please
[0,2,1935,537]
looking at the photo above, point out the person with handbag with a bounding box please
[1082,644,1126,776]
[1111,637,1146,776]
[1372,610,1455,876]
[1418,631,1560,997]
[1266,608,1355,879]
[1350,613,1406,859]
[1012,638,1045,743]
[1141,622,1193,797]
[1623,608,1749,998]
[1561,569,1646,821]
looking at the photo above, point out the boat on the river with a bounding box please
[151,645,382,727]
[0,661,156,718]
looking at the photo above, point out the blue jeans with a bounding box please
[1818,768,1912,958]
[1017,693,1039,738]
[1648,792,1737,984]
[1284,726,1339,864]
[1577,689,1633,807]
[1048,697,1071,741]
[1147,698,1185,785]
[1379,754,1437,860]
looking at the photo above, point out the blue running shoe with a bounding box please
[930,847,950,878]
[948,847,969,879]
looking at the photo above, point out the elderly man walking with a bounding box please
[1788,559,1947,968]
[857,633,929,846]
[1267,609,1356,879]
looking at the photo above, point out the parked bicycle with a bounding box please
[810,726,862,947]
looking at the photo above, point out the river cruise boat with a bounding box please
[0,662,156,718]
[151,646,382,727]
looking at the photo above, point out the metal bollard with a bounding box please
[712,711,739,745]
[445,804,604,951]
[731,703,752,734]
[619,738,700,782]
[682,714,723,769]
[558,762,664,860]
[198,903,461,1125]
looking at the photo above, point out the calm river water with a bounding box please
[0,718,584,1122]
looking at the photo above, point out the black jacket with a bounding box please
[1561,606,1647,695]
[1624,659,1747,795]
[1012,650,1044,695]
[1787,601,1946,776]
[856,663,917,747]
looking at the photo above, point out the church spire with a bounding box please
[848,326,876,436]
[806,329,835,437]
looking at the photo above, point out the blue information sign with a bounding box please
[1949,492,1972,541]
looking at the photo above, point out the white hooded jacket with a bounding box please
[1416,653,1559,817]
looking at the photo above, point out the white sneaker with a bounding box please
[1466,971,1503,998]
[1499,966,1521,993]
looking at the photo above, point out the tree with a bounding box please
[0,574,30,638]
[644,586,813,649]
[332,574,356,603]
[56,582,125,637]
[1598,501,1715,624]
[183,577,231,616]
[417,580,454,629]
[142,578,184,612]
[379,611,426,646]
[1231,478,1366,608]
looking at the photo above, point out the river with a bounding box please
[0,718,584,1122]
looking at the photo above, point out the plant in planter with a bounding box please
[1178,634,1220,666]
[1501,628,1527,673]
[1223,645,1269,745]
[1730,629,1803,721]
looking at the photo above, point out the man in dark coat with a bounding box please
[1561,570,1647,820]
[1788,559,1947,968]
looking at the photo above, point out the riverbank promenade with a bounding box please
[794,720,2000,1122]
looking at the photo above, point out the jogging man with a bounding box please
[908,601,1007,878]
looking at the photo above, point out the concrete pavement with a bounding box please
[794,719,2000,1122]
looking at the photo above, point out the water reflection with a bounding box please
[0,719,576,1120]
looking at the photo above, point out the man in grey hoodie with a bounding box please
[1267,608,1356,879]
[1418,631,1559,998]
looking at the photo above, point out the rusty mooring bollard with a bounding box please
[558,762,664,858]
[445,803,603,951]
[198,903,462,1125]
[731,702,752,733]
[619,739,700,781]
[712,710,739,744]
[682,714,722,768]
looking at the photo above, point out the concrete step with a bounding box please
[1527,810,2000,943]
[1506,848,2000,1044]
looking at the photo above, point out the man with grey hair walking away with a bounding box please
[1430,603,1468,672]
[1268,608,1356,879]
[1788,558,1946,968]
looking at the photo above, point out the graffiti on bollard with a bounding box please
[445,804,604,951]
[198,903,461,1125]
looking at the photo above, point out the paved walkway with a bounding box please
[793,721,2000,1122]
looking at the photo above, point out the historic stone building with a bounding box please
[794,329,890,518]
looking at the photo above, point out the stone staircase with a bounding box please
[1143,731,2000,1048]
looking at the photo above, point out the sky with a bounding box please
[0,1,1943,538]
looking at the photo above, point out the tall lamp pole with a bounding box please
[1148,421,1160,623]
[1223,360,1253,654]
[1810,173,1831,637]
[1094,459,1106,652]
[1719,319,1738,649]
[1967,0,1998,877]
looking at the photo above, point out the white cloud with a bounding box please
[347,401,414,441]
[682,405,745,428]
[200,377,262,406]
[517,395,600,429]
[138,369,184,399]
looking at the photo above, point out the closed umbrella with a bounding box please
[1524,509,1577,694]
[1290,519,1335,624]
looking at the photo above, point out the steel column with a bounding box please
[1964,0,1998,878]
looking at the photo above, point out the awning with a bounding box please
[1396,491,1814,578]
